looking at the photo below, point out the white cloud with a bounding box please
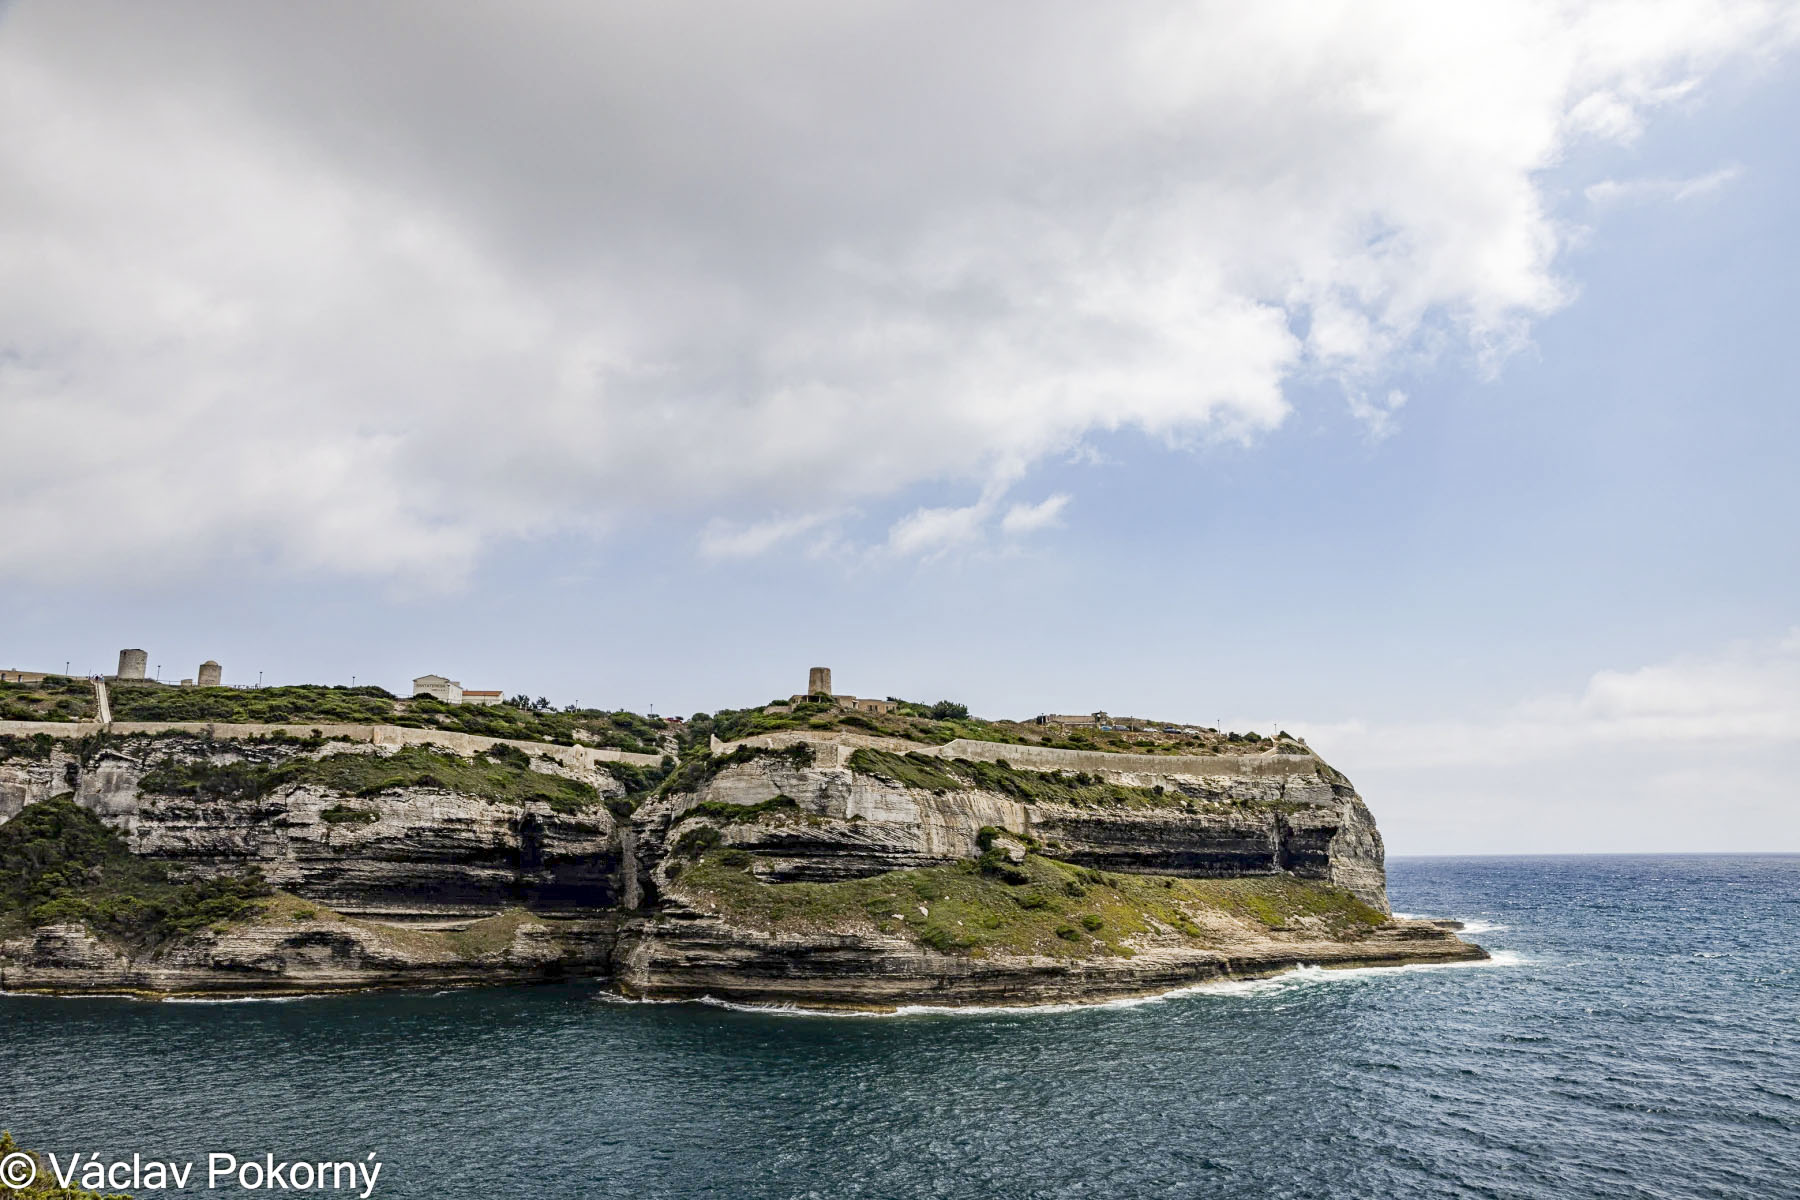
[3,2,1797,582]
[697,511,839,560]
[1299,628,1800,771]
[1584,164,1744,206]
[1345,389,1409,442]
[885,501,991,558]
[1001,494,1071,536]
[1292,628,1800,853]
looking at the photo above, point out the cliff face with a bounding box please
[631,755,1388,911]
[0,735,629,916]
[0,732,1473,1004]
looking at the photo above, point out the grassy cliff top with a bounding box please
[136,743,605,815]
[0,676,95,722]
[704,697,1309,757]
[847,748,1304,808]
[105,683,665,753]
[88,683,1305,761]
[673,849,1385,960]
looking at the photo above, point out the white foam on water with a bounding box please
[1,989,152,1002]
[592,952,1528,1019]
[0,989,325,1004]
[163,993,321,1004]
[1393,913,1509,936]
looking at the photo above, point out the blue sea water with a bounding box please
[3,856,1797,1199]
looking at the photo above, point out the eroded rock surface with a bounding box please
[1,732,1472,1003]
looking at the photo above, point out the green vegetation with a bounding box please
[655,743,814,799]
[0,797,270,948]
[137,745,600,815]
[319,804,380,825]
[136,758,271,803]
[104,682,666,753]
[706,696,1311,757]
[678,851,1386,960]
[671,826,724,858]
[0,1130,127,1199]
[0,733,57,763]
[0,676,95,723]
[849,748,1206,809]
[710,697,1041,748]
[394,698,666,753]
[108,683,398,725]
[298,746,599,813]
[601,757,676,800]
[681,794,802,824]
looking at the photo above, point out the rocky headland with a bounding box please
[0,689,1483,1008]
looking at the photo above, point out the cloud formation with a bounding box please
[1299,628,1800,771]
[3,2,1797,582]
[1584,164,1745,206]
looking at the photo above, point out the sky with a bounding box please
[3,2,1798,854]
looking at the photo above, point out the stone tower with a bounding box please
[807,666,832,697]
[117,648,148,680]
[197,660,222,687]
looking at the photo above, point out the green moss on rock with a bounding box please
[677,852,1386,960]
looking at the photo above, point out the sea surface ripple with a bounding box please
[3,856,1797,1199]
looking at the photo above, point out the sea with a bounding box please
[2,856,1796,1199]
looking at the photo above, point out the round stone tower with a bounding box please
[197,660,222,687]
[116,648,148,680]
[807,666,832,697]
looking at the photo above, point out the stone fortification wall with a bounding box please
[0,719,664,770]
[710,729,1322,780]
[0,719,97,737]
[711,729,922,766]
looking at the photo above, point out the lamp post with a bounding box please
[257,670,263,688]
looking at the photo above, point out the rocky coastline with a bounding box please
[0,725,1484,1008]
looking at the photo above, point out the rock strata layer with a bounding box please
[0,732,1480,1004]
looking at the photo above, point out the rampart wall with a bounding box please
[710,729,1323,780]
[0,719,665,770]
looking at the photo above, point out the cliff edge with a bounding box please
[0,722,1482,1007]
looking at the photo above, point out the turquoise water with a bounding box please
[4,856,1797,1199]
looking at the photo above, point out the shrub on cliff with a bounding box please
[0,733,57,763]
[136,745,601,815]
[0,797,270,947]
[848,749,1194,809]
[0,1131,124,1200]
[671,826,723,857]
[656,743,814,798]
[675,846,1386,960]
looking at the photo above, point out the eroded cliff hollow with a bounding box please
[0,730,1478,1004]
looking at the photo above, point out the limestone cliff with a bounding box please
[0,730,1478,1005]
[632,751,1388,909]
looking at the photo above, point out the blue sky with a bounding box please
[3,4,1797,853]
